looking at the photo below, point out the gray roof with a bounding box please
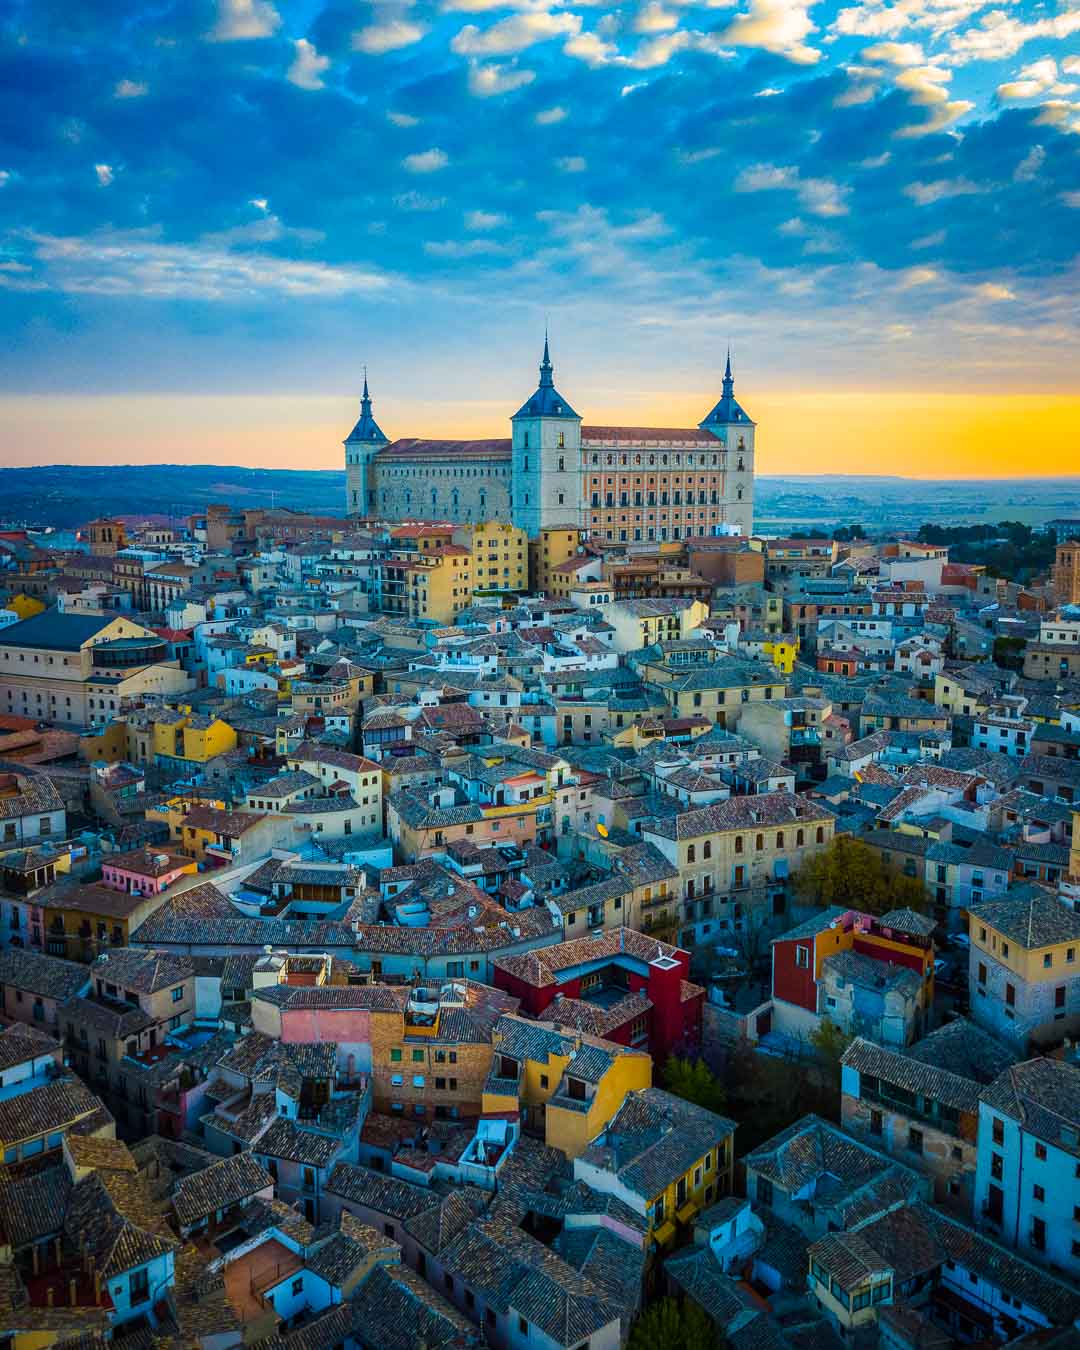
[980,1057,1080,1154]
[972,891,1080,949]
[0,609,113,651]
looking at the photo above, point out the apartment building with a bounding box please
[0,769,66,847]
[974,1056,1080,1277]
[968,891,1080,1048]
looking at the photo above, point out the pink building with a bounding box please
[100,846,197,897]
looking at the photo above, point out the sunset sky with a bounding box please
[2,0,1079,477]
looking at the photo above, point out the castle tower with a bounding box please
[510,337,583,538]
[699,351,755,535]
[344,375,389,517]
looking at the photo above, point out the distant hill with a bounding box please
[0,463,1077,533]
[0,464,348,529]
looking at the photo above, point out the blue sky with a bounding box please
[1,0,1078,470]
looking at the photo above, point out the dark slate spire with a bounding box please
[345,371,388,444]
[512,335,581,421]
[699,350,754,430]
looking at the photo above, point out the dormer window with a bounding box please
[524,432,529,448]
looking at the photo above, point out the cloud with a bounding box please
[114,79,148,99]
[468,61,536,94]
[465,210,508,229]
[353,18,428,54]
[973,281,1015,300]
[556,155,587,172]
[1062,190,1080,207]
[1013,143,1045,181]
[94,163,114,186]
[14,231,387,300]
[564,31,619,64]
[716,0,820,64]
[893,64,974,135]
[862,41,926,65]
[634,2,679,33]
[735,162,849,215]
[996,57,1076,102]
[948,10,1080,65]
[387,111,420,126]
[452,11,582,56]
[287,39,330,90]
[904,177,983,204]
[209,0,280,42]
[402,148,449,173]
[393,191,446,211]
[535,105,568,123]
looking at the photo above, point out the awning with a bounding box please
[654,1220,677,1245]
[676,1201,697,1223]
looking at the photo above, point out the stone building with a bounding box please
[345,343,755,541]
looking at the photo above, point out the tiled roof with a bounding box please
[842,1036,983,1114]
[980,1057,1080,1154]
[64,1167,176,1280]
[255,1117,344,1168]
[645,791,835,839]
[0,1023,61,1073]
[325,1161,438,1220]
[579,1087,736,1203]
[172,1151,273,1228]
[0,1075,111,1147]
[90,946,192,993]
[0,1163,72,1249]
[349,1260,478,1350]
[493,925,683,988]
[972,891,1080,949]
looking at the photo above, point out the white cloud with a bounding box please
[114,79,148,99]
[353,18,427,53]
[948,10,1080,65]
[16,231,387,300]
[556,155,587,171]
[904,176,982,204]
[425,238,506,257]
[388,111,420,126]
[1062,190,1080,206]
[465,209,508,229]
[210,0,281,41]
[1013,143,1045,181]
[403,148,449,173]
[715,0,820,65]
[0,171,10,189]
[249,197,269,211]
[735,162,848,215]
[287,38,330,90]
[535,105,568,123]
[563,30,619,63]
[973,281,1015,300]
[898,265,940,287]
[755,85,783,96]
[468,61,536,94]
[634,1,678,33]
[996,57,1075,101]
[1065,55,1080,75]
[893,64,974,135]
[393,190,447,211]
[94,163,114,186]
[862,40,926,64]
[911,228,946,247]
[452,11,582,55]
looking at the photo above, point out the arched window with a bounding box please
[687,844,695,862]
[776,831,784,848]
[755,833,764,851]
[703,840,711,859]
[816,826,825,844]
[796,828,804,846]
[735,836,744,853]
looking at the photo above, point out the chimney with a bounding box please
[46,1286,55,1308]
[69,1277,78,1307]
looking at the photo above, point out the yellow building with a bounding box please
[968,890,1080,1048]
[572,1086,736,1247]
[145,792,229,849]
[481,1013,652,1159]
[529,525,585,593]
[458,520,528,596]
[3,593,46,621]
[761,634,799,674]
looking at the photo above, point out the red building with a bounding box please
[491,926,703,1062]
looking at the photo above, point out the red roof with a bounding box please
[581,425,720,444]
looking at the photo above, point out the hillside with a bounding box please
[1,464,1077,534]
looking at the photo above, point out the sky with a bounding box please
[1,0,1079,477]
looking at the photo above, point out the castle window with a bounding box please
[558,433,565,448]
[558,457,564,472]
[524,456,529,471]
[524,432,529,447]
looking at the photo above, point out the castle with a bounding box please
[345,341,755,542]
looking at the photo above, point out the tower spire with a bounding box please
[723,347,734,396]
[539,330,553,388]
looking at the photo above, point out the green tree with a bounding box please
[627,1297,722,1350]
[663,1055,727,1115]
[810,1017,853,1068]
[794,835,928,916]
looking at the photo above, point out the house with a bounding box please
[841,1020,1017,1215]
[0,1024,115,1165]
[480,1012,652,1158]
[171,1150,275,1238]
[968,890,1080,1048]
[771,907,936,1050]
[0,770,66,848]
[573,1086,736,1249]
[0,947,90,1032]
[743,1114,930,1240]
[492,926,703,1062]
[974,1056,1080,1278]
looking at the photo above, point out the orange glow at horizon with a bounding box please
[2,390,1079,479]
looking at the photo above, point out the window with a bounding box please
[795,944,810,969]
[1035,1142,1047,1161]
[129,1268,150,1304]
[412,1049,425,1062]
[1032,1217,1047,1250]
[390,1049,402,1062]
[291,1277,304,1295]
[1033,1184,1045,1202]
[909,1127,923,1155]
[755,1176,773,1207]
[171,986,183,1003]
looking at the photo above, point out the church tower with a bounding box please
[510,337,583,538]
[699,352,755,535]
[344,375,389,517]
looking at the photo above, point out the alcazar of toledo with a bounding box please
[345,340,755,543]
